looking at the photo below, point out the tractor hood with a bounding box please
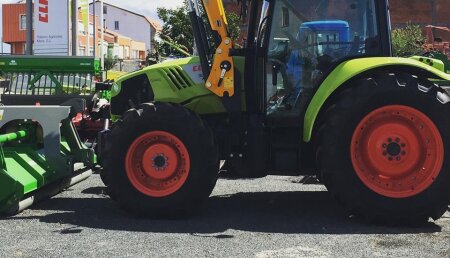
[110,57,226,117]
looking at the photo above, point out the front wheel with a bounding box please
[103,103,218,217]
[316,73,450,224]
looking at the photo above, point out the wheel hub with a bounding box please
[383,137,407,162]
[386,141,401,157]
[152,154,168,170]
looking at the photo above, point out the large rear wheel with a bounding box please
[316,73,450,224]
[103,103,218,217]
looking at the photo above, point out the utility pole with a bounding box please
[72,0,78,56]
[93,0,96,57]
[26,0,33,55]
[100,0,105,79]
[85,0,90,56]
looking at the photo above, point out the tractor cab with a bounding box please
[264,0,390,115]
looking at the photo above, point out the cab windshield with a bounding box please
[265,0,382,114]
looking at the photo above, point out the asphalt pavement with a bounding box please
[0,174,449,258]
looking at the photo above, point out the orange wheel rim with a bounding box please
[351,105,444,198]
[125,131,190,197]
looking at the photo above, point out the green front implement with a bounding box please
[0,106,96,215]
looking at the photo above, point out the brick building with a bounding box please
[390,0,450,28]
[90,1,161,52]
[2,3,102,55]
[2,2,147,58]
[222,0,450,41]
[2,3,29,54]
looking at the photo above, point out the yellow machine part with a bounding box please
[201,0,235,97]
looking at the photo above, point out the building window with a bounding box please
[103,5,107,14]
[114,21,119,30]
[89,24,94,35]
[20,14,26,30]
[78,22,85,34]
[125,46,130,59]
[79,47,86,56]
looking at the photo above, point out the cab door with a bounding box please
[262,0,387,173]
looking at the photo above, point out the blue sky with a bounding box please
[0,0,182,53]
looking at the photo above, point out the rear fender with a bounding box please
[304,57,450,142]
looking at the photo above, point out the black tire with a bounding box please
[103,102,218,217]
[316,72,450,225]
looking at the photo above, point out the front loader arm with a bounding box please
[201,0,235,97]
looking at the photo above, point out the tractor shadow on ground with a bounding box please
[7,186,443,235]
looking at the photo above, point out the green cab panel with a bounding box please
[304,57,450,142]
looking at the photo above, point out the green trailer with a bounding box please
[0,56,102,214]
[0,55,100,104]
[0,55,112,141]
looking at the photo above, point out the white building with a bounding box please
[90,1,161,52]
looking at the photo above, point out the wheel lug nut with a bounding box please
[388,138,392,142]
[395,138,400,143]
[401,143,406,147]
[383,151,387,156]
[388,157,393,161]
[396,157,401,161]
[401,151,406,156]
[382,144,387,148]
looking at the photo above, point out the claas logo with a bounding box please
[38,0,49,23]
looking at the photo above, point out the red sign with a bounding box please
[34,0,69,55]
[38,0,49,23]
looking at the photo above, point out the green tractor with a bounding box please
[98,0,450,224]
